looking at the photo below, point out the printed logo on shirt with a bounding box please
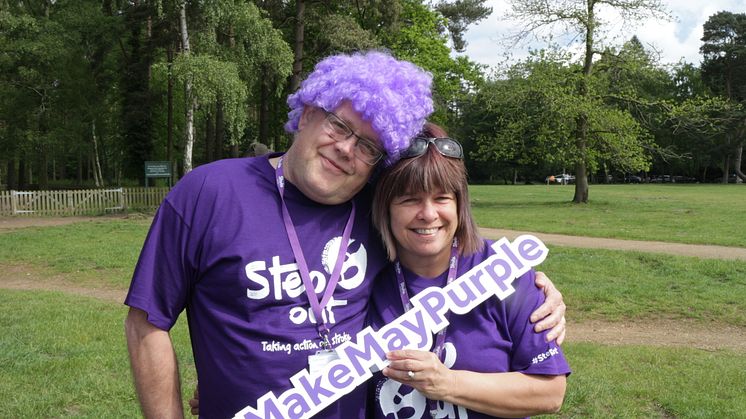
[244,236,368,326]
[377,343,468,419]
[532,347,560,365]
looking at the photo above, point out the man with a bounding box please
[125,51,566,419]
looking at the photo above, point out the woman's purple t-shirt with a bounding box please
[367,240,570,419]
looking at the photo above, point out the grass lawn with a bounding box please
[470,184,746,247]
[1,189,745,417]
[0,290,196,418]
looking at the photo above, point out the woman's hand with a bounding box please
[382,349,456,401]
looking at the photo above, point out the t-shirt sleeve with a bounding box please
[124,196,198,331]
[505,269,571,376]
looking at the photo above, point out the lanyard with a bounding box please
[275,157,356,349]
[394,238,459,418]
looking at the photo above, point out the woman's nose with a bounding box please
[416,200,438,221]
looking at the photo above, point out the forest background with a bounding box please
[2,0,745,204]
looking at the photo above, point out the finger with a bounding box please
[387,349,429,361]
[555,327,566,346]
[530,273,560,323]
[534,271,548,287]
[534,302,566,332]
[383,366,419,383]
[387,358,421,372]
[540,314,566,343]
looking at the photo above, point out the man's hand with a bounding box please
[530,272,566,345]
[188,388,199,416]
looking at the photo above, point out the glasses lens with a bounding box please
[326,113,352,137]
[356,139,384,164]
[325,111,383,165]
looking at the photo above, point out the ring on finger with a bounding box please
[407,370,415,379]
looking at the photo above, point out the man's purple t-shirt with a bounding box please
[367,239,570,419]
[125,155,387,419]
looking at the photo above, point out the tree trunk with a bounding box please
[18,158,26,190]
[572,0,594,203]
[6,159,17,190]
[39,146,49,189]
[167,44,175,183]
[180,1,195,174]
[734,144,745,182]
[722,155,730,184]
[205,109,215,162]
[573,114,590,203]
[259,70,270,146]
[77,151,83,186]
[92,120,104,187]
[290,0,305,93]
[215,101,225,160]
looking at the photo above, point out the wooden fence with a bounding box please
[0,187,170,216]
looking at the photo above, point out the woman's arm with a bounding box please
[383,349,566,418]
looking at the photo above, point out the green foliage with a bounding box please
[171,54,249,141]
[432,0,492,52]
[466,50,651,179]
[380,0,485,124]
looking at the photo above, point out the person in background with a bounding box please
[245,141,273,157]
[368,123,570,418]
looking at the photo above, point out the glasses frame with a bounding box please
[400,137,464,160]
[323,111,385,166]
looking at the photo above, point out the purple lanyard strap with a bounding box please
[275,157,355,349]
[395,237,458,359]
[395,238,459,417]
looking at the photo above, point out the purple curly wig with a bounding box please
[285,51,434,166]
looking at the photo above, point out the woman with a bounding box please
[368,123,570,418]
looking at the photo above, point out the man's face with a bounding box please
[283,102,381,205]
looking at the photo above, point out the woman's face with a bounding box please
[389,189,458,267]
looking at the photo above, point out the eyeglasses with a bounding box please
[400,137,463,159]
[323,111,385,166]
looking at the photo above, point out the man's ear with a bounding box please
[298,106,318,131]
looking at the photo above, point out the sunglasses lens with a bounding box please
[436,139,462,158]
[403,139,427,158]
[402,137,463,159]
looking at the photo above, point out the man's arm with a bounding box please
[531,272,567,345]
[125,307,184,418]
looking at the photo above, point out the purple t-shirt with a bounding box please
[125,155,387,419]
[367,239,570,419]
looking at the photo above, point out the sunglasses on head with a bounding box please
[401,137,464,159]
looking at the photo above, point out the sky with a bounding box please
[457,0,746,70]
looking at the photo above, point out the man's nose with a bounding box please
[334,135,357,159]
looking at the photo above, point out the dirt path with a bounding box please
[479,228,746,261]
[2,216,745,351]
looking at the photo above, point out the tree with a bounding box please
[433,0,492,52]
[466,50,650,185]
[505,0,669,202]
[700,11,746,183]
